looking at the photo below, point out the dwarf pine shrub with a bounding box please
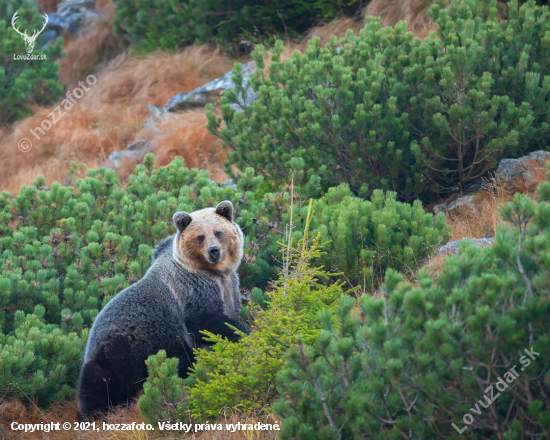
[299,184,450,289]
[114,0,362,53]
[0,0,63,124]
[0,306,84,406]
[137,350,188,426]
[208,0,550,200]
[274,163,550,439]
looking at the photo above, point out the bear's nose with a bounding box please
[208,247,220,259]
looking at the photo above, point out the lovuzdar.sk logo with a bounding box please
[11,10,48,61]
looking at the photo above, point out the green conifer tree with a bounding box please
[137,350,189,426]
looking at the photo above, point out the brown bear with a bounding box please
[77,201,249,421]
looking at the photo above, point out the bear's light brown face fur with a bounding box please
[173,202,243,275]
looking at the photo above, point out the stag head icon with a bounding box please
[11,11,49,54]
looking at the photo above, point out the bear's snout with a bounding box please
[208,246,221,263]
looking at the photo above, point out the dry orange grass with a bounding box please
[58,21,127,88]
[96,0,117,21]
[279,5,432,60]
[406,199,499,288]
[363,0,511,39]
[446,182,512,242]
[295,0,435,53]
[302,17,360,46]
[416,161,549,283]
[364,0,436,39]
[134,111,228,180]
[0,400,279,440]
[508,157,550,197]
[446,159,550,243]
[416,159,550,284]
[0,46,234,194]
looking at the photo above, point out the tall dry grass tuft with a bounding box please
[303,18,360,46]
[134,110,227,181]
[96,0,117,21]
[446,177,512,242]
[364,0,435,39]
[58,21,127,88]
[446,158,549,243]
[0,46,234,194]
[0,399,79,440]
[0,399,279,440]
[413,159,548,286]
[509,157,550,197]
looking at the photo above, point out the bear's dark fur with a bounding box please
[77,201,249,420]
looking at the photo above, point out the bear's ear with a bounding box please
[215,200,233,222]
[173,212,192,232]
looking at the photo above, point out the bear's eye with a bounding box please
[215,231,222,238]
[197,235,205,243]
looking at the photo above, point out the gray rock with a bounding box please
[433,194,479,215]
[495,150,550,186]
[127,139,153,151]
[149,105,164,121]
[431,151,549,218]
[106,150,146,169]
[143,105,166,129]
[42,0,100,48]
[208,179,237,190]
[40,29,58,48]
[163,61,257,113]
[46,11,82,33]
[438,237,494,255]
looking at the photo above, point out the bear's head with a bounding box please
[172,201,244,274]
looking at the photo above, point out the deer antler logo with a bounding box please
[11,11,49,54]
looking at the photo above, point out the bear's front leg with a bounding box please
[186,313,250,348]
